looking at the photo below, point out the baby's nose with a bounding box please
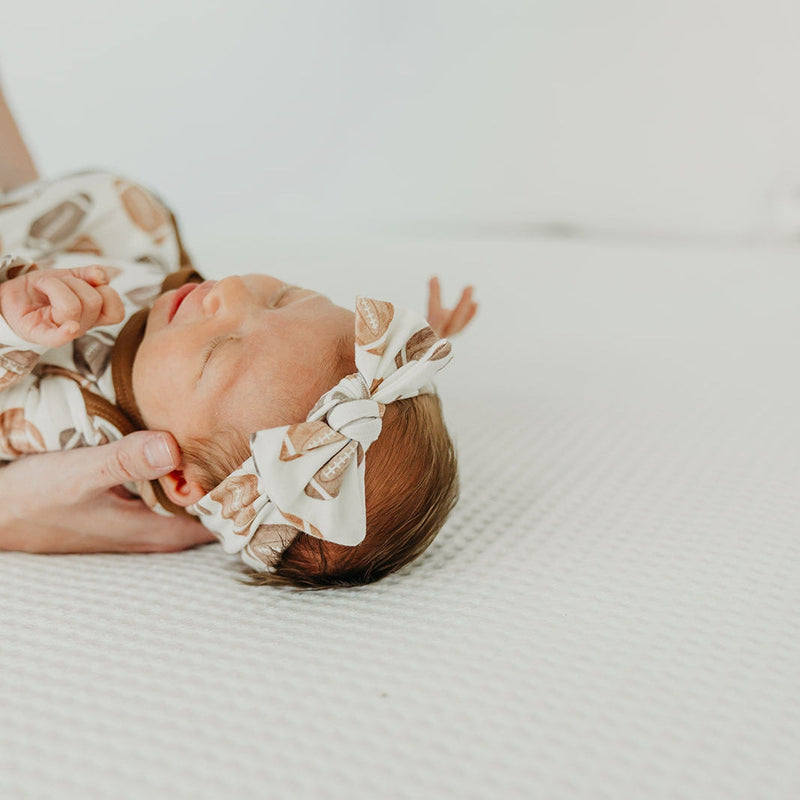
[202,276,247,316]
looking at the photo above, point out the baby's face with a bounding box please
[132,274,355,454]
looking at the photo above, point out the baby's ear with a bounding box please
[157,464,207,507]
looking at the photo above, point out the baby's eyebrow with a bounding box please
[273,284,306,307]
[268,284,291,306]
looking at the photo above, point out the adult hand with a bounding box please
[0,431,216,554]
[426,276,478,338]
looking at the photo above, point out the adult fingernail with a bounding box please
[144,434,175,470]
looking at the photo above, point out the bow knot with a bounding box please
[326,398,384,448]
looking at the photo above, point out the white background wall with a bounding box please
[4,0,800,245]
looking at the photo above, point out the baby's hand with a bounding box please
[426,276,478,338]
[0,265,125,348]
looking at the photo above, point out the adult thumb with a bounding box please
[93,431,180,489]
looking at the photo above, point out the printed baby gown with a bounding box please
[0,169,199,514]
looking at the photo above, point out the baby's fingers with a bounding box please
[67,265,111,287]
[442,287,477,337]
[426,276,452,336]
[94,284,125,326]
[21,313,80,349]
[54,269,124,325]
[447,301,478,336]
[39,274,120,336]
[37,274,85,328]
[427,276,443,320]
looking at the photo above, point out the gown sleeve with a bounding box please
[0,170,194,460]
[0,256,48,390]
[0,168,191,276]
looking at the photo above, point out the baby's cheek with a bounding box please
[131,342,173,426]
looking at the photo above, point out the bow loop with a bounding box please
[278,420,346,461]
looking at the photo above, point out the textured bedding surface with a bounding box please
[1,235,798,799]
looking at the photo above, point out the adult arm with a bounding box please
[0,86,39,192]
[0,430,216,553]
[0,83,211,554]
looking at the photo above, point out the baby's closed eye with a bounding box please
[199,335,234,378]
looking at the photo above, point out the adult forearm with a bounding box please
[0,87,39,192]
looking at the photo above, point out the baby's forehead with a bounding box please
[219,298,354,429]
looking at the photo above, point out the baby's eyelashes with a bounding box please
[199,335,227,378]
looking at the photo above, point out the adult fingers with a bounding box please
[87,431,181,493]
[0,439,210,555]
[1,490,215,554]
[101,492,217,553]
[31,431,181,502]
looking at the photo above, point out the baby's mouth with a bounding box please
[168,283,198,323]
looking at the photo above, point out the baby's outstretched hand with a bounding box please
[0,265,125,348]
[426,276,478,338]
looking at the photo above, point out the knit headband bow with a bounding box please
[188,296,453,571]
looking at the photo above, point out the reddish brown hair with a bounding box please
[184,391,459,589]
[249,392,458,588]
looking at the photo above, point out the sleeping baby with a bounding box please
[0,170,476,587]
